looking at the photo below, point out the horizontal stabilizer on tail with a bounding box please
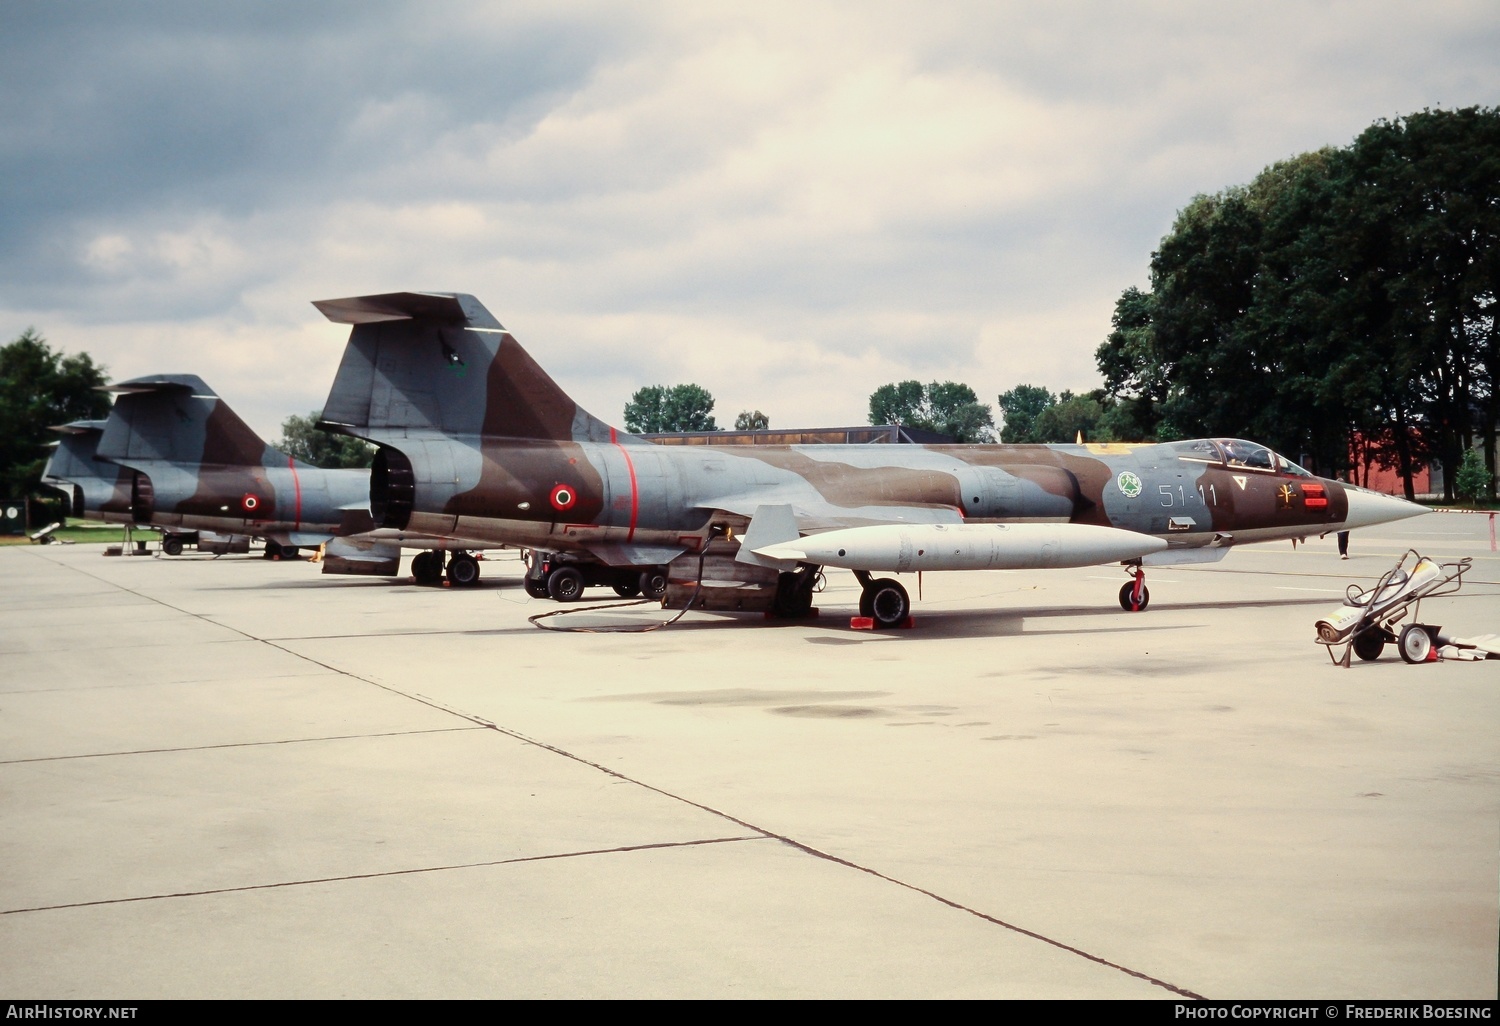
[49,420,108,436]
[101,374,213,396]
[313,292,503,331]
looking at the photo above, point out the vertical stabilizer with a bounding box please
[97,375,282,468]
[315,291,621,444]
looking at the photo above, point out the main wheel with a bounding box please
[547,566,586,602]
[864,578,910,629]
[280,545,299,560]
[1118,581,1150,611]
[1398,624,1434,664]
[612,577,641,598]
[1352,628,1385,662]
[524,577,550,599]
[639,569,668,601]
[411,551,443,584]
[163,536,184,556]
[446,553,481,586]
[263,541,282,560]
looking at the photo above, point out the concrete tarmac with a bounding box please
[1,514,1497,999]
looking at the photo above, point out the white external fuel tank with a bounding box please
[753,521,1168,573]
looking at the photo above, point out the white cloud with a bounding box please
[4,1,1498,443]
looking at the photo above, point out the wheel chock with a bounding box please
[849,616,915,630]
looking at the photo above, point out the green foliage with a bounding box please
[0,328,110,499]
[278,412,376,469]
[996,385,1055,442]
[868,381,927,429]
[869,380,995,442]
[624,384,718,433]
[1096,107,1500,498]
[734,410,769,430]
[1454,449,1493,503]
[1033,392,1111,444]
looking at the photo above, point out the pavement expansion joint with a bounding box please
[0,835,771,917]
[0,726,486,765]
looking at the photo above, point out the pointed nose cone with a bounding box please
[1342,487,1430,530]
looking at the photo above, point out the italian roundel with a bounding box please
[241,493,262,512]
[549,483,577,512]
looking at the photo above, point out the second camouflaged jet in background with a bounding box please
[89,374,494,581]
[314,291,1428,628]
[42,420,134,526]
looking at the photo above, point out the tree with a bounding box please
[868,380,995,442]
[996,385,1055,443]
[734,410,769,430]
[624,384,718,433]
[867,380,927,429]
[0,328,110,502]
[1454,449,1493,504]
[278,412,375,469]
[1033,391,1111,443]
[1095,107,1500,496]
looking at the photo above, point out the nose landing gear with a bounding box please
[1119,564,1149,612]
[853,570,912,629]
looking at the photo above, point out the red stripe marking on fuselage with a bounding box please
[287,456,303,528]
[609,427,640,541]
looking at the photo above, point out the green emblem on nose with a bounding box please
[1117,471,1143,498]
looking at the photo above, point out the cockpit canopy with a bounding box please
[1167,438,1313,476]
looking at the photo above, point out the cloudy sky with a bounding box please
[3,1,1498,439]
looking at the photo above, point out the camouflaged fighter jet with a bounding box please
[42,419,252,554]
[42,421,134,525]
[314,291,1429,627]
[87,373,494,577]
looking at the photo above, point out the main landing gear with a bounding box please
[411,550,482,587]
[771,565,821,619]
[852,570,911,629]
[1119,563,1150,612]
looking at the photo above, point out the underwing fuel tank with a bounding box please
[754,521,1169,573]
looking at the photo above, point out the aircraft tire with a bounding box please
[865,578,910,629]
[524,577,550,599]
[639,569,668,601]
[411,551,443,584]
[613,579,642,598]
[163,536,184,556]
[447,553,481,586]
[281,545,299,560]
[1398,624,1433,664]
[547,566,586,602]
[772,569,815,618]
[1118,581,1150,612]
[1352,628,1385,662]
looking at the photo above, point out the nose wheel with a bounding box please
[854,571,912,629]
[1119,565,1150,611]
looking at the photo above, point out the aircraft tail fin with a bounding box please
[96,375,282,469]
[314,291,624,445]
